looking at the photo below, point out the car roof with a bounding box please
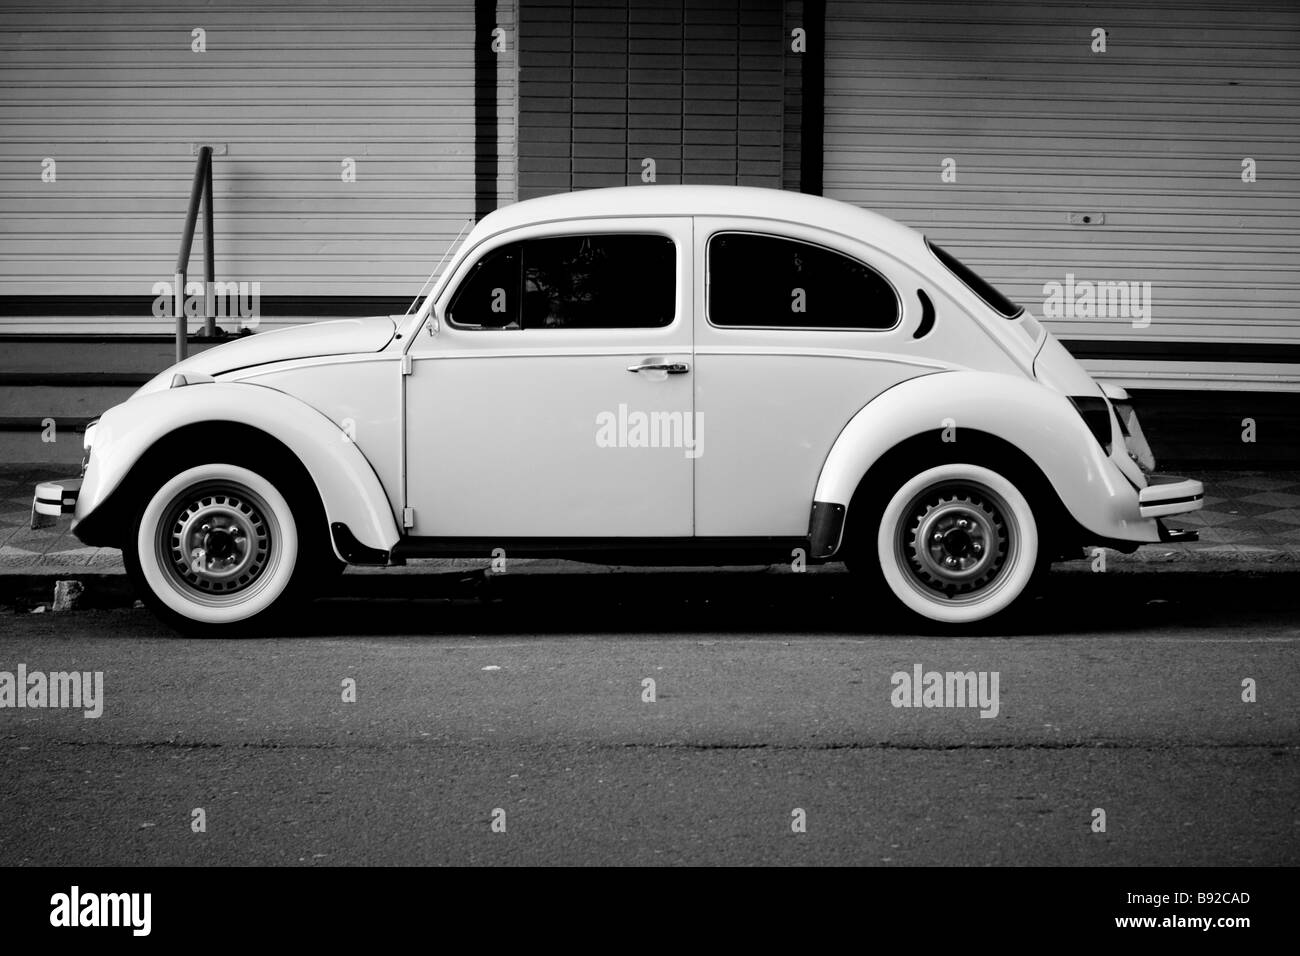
[471,185,927,251]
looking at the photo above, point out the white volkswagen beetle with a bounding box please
[33,186,1203,633]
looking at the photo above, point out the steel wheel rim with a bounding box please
[154,480,281,608]
[895,480,1018,605]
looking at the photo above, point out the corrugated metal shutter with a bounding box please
[0,0,517,332]
[823,0,1300,388]
[518,0,783,200]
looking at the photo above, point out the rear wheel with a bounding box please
[124,462,312,635]
[872,463,1040,625]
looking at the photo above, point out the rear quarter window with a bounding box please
[708,232,898,330]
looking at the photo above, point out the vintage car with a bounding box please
[33,185,1203,633]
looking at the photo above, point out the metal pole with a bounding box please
[203,154,215,338]
[175,146,211,361]
[174,269,186,363]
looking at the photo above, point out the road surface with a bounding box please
[1,569,1297,865]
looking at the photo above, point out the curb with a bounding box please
[4,553,1300,610]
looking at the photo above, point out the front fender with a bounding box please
[75,381,401,556]
[813,370,1160,547]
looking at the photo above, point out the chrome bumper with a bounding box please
[1138,475,1204,519]
[31,477,83,530]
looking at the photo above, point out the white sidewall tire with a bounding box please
[876,463,1038,625]
[135,463,299,626]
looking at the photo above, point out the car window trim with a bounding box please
[703,229,902,333]
[924,239,1024,320]
[444,230,681,332]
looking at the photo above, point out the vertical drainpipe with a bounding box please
[799,0,824,196]
[475,0,499,223]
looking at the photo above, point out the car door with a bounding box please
[404,218,695,539]
[692,218,929,537]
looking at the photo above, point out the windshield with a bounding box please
[926,240,1023,319]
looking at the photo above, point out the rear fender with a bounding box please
[813,371,1159,549]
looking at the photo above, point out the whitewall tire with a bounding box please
[876,463,1039,625]
[130,463,301,629]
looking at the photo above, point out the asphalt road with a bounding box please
[1,569,1297,866]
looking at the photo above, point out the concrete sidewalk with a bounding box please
[3,466,1300,587]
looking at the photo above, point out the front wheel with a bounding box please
[124,462,309,634]
[875,463,1040,625]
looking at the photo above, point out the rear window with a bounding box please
[926,241,1023,319]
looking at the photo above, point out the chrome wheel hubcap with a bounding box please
[159,483,273,598]
[901,485,1012,598]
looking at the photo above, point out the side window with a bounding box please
[446,244,521,329]
[521,234,675,329]
[708,232,898,330]
[447,234,676,330]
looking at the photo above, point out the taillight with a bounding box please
[1112,400,1157,473]
[1068,396,1112,455]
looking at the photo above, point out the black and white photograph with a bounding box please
[0,0,1295,937]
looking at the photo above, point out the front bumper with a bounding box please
[31,477,83,530]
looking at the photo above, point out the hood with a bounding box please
[136,316,397,396]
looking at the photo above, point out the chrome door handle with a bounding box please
[627,361,690,374]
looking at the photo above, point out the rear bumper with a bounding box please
[1097,390,1204,541]
[31,477,83,530]
[1158,521,1199,544]
[1138,474,1204,519]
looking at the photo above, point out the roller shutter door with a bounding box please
[0,0,516,332]
[823,0,1300,389]
[518,0,783,200]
